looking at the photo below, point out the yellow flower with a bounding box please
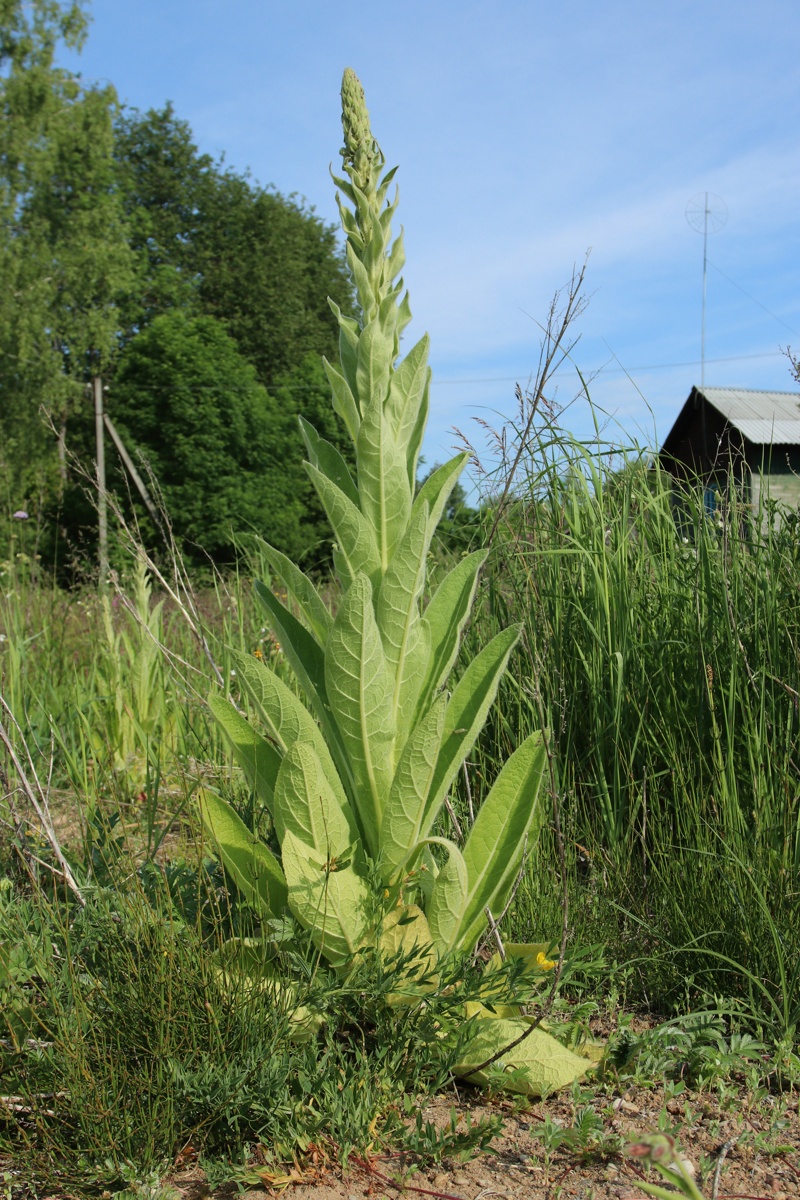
[536,951,556,971]
[253,647,264,660]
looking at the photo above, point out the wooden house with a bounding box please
[659,386,800,513]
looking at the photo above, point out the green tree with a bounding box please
[108,311,305,563]
[194,170,352,387]
[0,0,134,510]
[0,25,356,566]
[112,105,355,389]
[112,102,216,327]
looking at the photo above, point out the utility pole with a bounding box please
[93,374,108,589]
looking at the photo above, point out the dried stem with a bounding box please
[0,698,85,906]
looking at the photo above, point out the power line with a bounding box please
[429,348,788,387]
[707,258,800,339]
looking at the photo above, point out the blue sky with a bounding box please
[63,0,800,473]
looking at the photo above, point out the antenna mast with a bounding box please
[686,192,727,387]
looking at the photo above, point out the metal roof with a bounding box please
[700,387,800,445]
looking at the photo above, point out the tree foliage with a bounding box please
[0,11,356,568]
[109,311,305,563]
[113,104,354,387]
[0,0,133,489]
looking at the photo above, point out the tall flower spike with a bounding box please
[340,67,376,191]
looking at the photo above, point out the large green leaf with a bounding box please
[325,574,395,855]
[207,694,281,814]
[379,694,446,883]
[412,453,469,531]
[197,789,287,918]
[281,828,370,967]
[386,332,429,445]
[454,1017,589,1097]
[257,576,326,691]
[272,741,355,857]
[322,355,360,442]
[385,229,405,287]
[231,650,354,813]
[405,370,430,490]
[449,733,547,954]
[251,537,332,645]
[356,395,411,570]
[355,314,392,415]
[327,302,361,410]
[417,550,487,717]
[305,462,380,588]
[376,501,429,732]
[298,415,359,509]
[426,838,469,955]
[253,580,339,752]
[427,624,521,821]
[346,239,377,315]
[394,618,430,751]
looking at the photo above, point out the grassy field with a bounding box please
[1,426,799,1197]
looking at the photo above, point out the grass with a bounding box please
[2,419,800,1192]
[459,402,800,1037]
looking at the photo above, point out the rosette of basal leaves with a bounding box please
[198,68,589,1096]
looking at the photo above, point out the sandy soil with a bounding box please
[169,1084,800,1200]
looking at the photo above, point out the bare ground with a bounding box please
[168,1083,800,1200]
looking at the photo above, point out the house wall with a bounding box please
[747,446,800,513]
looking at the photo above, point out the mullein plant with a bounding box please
[200,69,589,1095]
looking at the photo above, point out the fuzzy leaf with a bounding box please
[254,580,324,694]
[379,694,447,883]
[412,453,469,531]
[425,839,469,956]
[272,741,354,857]
[405,370,430,489]
[253,537,333,644]
[386,332,429,444]
[346,239,377,314]
[427,625,521,820]
[299,415,359,508]
[231,650,353,812]
[281,829,370,967]
[325,574,396,855]
[328,301,360,400]
[454,1018,589,1097]
[455,732,547,954]
[207,694,282,813]
[253,579,343,760]
[322,356,360,442]
[396,289,412,339]
[385,230,406,286]
[417,549,488,716]
[305,462,381,587]
[356,315,392,414]
[356,395,411,570]
[197,789,287,917]
[376,501,430,730]
[394,618,430,750]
